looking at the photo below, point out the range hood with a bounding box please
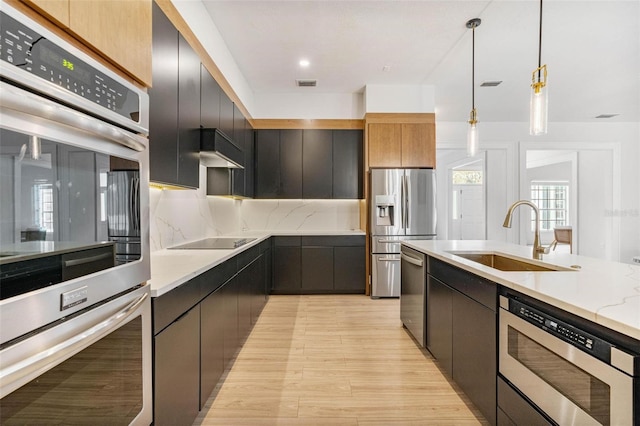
[200,128,244,168]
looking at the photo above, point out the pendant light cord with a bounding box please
[472,25,475,111]
[537,0,543,78]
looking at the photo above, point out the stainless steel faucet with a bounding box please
[503,200,550,260]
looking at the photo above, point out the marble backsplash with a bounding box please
[149,167,361,251]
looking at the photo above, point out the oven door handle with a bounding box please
[0,82,147,152]
[0,292,147,398]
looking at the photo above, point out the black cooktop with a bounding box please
[169,237,256,250]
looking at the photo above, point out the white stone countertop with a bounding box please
[149,230,365,297]
[403,239,640,341]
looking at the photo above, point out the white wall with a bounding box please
[364,84,435,113]
[437,121,640,264]
[252,93,364,119]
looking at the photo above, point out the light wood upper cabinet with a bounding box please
[368,123,401,167]
[21,0,152,86]
[401,122,436,168]
[25,0,69,26]
[367,115,436,168]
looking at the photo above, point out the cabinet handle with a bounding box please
[401,253,423,267]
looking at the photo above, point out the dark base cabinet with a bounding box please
[426,257,497,426]
[152,241,270,425]
[154,305,200,426]
[200,287,225,409]
[271,235,365,294]
[497,377,555,426]
[426,276,453,375]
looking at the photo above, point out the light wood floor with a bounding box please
[195,295,489,425]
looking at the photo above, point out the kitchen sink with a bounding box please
[447,251,575,272]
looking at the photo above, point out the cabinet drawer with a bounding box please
[199,259,236,299]
[301,235,364,247]
[153,277,201,334]
[273,236,301,247]
[428,257,497,311]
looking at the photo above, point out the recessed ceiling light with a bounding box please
[382,65,391,72]
[299,59,310,68]
[595,114,619,118]
[480,81,502,87]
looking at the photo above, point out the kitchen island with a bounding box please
[402,239,640,426]
[403,239,640,339]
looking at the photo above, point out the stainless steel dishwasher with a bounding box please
[400,245,426,347]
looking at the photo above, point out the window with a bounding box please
[530,182,568,231]
[32,181,54,233]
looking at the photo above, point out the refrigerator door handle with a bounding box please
[399,174,404,230]
[404,174,410,229]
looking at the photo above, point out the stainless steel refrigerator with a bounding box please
[107,170,141,264]
[370,168,436,297]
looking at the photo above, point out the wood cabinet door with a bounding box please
[69,0,152,86]
[401,123,436,168]
[25,0,69,26]
[368,123,401,167]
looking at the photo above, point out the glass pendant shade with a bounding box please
[467,121,479,157]
[530,79,548,135]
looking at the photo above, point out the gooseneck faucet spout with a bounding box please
[503,200,550,260]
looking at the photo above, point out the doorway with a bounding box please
[447,154,486,240]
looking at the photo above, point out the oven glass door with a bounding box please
[499,309,633,426]
[0,286,152,425]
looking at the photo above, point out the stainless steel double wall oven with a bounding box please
[0,2,152,424]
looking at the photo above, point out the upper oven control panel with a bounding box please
[0,7,147,133]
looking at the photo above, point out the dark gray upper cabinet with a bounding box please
[244,126,255,198]
[219,91,234,140]
[279,130,303,198]
[255,129,302,199]
[149,3,178,187]
[333,130,363,199]
[149,3,199,189]
[200,65,220,129]
[254,129,362,199]
[303,130,333,198]
[255,130,280,198]
[177,35,200,188]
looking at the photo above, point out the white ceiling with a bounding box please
[200,0,639,123]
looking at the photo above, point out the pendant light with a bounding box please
[466,18,481,157]
[530,0,548,135]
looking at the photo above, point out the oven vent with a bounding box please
[296,79,317,87]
